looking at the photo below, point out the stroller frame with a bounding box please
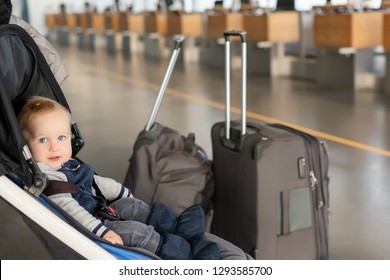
[0,175,116,259]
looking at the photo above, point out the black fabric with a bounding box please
[0,24,71,187]
[0,1,11,24]
[2,0,12,10]
[21,214,85,260]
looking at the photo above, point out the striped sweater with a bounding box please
[38,159,132,237]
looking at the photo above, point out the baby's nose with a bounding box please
[49,142,59,151]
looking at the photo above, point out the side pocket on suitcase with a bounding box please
[277,187,312,235]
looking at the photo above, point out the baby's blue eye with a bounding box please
[39,138,48,143]
[58,135,66,141]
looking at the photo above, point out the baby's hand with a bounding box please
[103,230,124,245]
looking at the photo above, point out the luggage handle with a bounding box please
[145,35,184,132]
[224,30,247,140]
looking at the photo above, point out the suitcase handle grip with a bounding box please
[145,36,184,132]
[224,30,247,43]
[173,35,185,50]
[224,30,247,140]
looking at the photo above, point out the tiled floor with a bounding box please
[1,33,390,259]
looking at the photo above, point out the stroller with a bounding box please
[0,23,158,260]
[0,24,250,260]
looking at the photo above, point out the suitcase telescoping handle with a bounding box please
[145,35,185,132]
[224,30,247,140]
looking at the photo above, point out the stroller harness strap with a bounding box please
[42,180,77,196]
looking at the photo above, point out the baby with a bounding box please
[18,95,220,260]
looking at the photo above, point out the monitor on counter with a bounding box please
[276,0,295,10]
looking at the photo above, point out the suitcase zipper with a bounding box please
[270,124,327,206]
[309,171,318,191]
[304,135,329,260]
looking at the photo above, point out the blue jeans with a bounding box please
[102,197,160,253]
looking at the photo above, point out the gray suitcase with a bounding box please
[210,30,330,259]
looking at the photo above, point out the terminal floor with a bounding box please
[2,38,390,260]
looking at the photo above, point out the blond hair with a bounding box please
[18,96,71,138]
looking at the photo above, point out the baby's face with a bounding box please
[25,108,72,169]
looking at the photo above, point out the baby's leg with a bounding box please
[103,219,192,259]
[109,197,150,223]
[103,219,160,253]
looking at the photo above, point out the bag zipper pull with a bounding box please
[310,171,318,190]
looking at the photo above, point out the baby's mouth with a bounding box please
[48,156,61,161]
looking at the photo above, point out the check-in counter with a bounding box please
[101,12,128,32]
[79,13,93,30]
[143,12,169,59]
[242,11,299,76]
[200,10,242,68]
[125,13,146,54]
[69,13,93,50]
[64,14,81,47]
[45,14,56,29]
[167,11,203,37]
[127,13,145,34]
[66,14,78,30]
[144,12,168,35]
[55,13,67,27]
[85,14,105,51]
[243,11,299,43]
[45,14,62,44]
[313,11,383,90]
[166,12,203,64]
[206,11,242,40]
[107,13,127,32]
[383,12,390,52]
[45,12,106,51]
[92,14,106,33]
[74,13,104,51]
[101,12,129,55]
[382,1,390,9]
[52,13,69,46]
[383,12,390,93]
[314,11,382,49]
